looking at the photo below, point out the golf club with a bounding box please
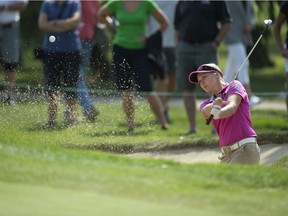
[205,19,273,125]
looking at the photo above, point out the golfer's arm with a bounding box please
[218,94,241,119]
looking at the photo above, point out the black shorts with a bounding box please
[112,45,153,92]
[43,51,81,99]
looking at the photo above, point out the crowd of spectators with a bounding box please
[1,0,286,133]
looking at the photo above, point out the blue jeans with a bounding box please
[78,40,94,115]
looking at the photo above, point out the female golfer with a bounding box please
[189,63,260,164]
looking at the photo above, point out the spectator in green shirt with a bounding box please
[99,0,169,132]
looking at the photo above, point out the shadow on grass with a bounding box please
[65,136,220,154]
[27,122,74,131]
[85,128,154,137]
[80,121,156,137]
[258,131,288,144]
[69,143,140,154]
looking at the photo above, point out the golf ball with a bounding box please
[49,35,56,43]
[264,19,272,25]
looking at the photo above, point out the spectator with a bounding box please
[274,1,288,112]
[76,0,100,122]
[224,1,261,107]
[98,0,169,132]
[174,1,231,134]
[189,63,260,165]
[0,0,28,105]
[148,0,178,123]
[38,0,82,126]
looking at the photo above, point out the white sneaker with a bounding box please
[249,95,261,107]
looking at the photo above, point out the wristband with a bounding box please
[211,108,221,119]
[211,105,221,119]
[213,104,221,109]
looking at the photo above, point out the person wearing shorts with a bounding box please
[99,0,169,132]
[189,63,260,165]
[174,1,231,134]
[38,0,82,126]
[0,1,28,105]
[274,1,288,112]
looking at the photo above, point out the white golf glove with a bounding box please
[210,105,221,119]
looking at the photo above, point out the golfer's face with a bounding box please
[197,72,217,93]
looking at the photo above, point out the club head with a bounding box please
[264,19,273,25]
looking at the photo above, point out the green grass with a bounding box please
[1,13,288,215]
[0,99,288,215]
[0,182,204,216]
[1,100,287,152]
[0,133,288,216]
[273,156,288,167]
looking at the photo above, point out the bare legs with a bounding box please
[184,91,197,134]
[155,74,176,107]
[166,73,176,102]
[122,91,168,131]
[48,92,60,126]
[4,68,16,104]
[154,73,176,122]
[154,79,167,106]
[65,97,78,124]
[122,91,135,131]
[146,92,168,129]
[48,92,78,126]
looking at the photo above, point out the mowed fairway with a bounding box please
[0,182,203,216]
[2,181,220,216]
[0,142,287,216]
[0,100,288,216]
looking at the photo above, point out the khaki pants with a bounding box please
[220,143,260,165]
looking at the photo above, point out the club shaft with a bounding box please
[233,24,268,80]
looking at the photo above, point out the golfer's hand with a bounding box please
[213,97,223,106]
[210,104,221,119]
[211,97,222,119]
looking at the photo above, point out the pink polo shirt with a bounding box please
[78,0,100,40]
[200,80,257,147]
